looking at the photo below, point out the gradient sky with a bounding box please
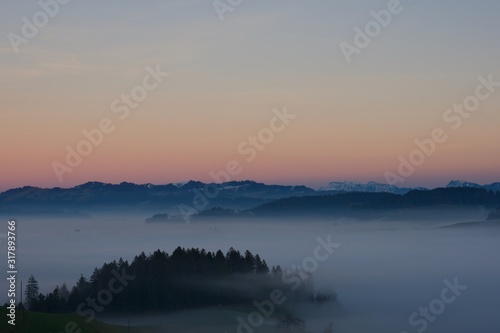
[1,0,499,191]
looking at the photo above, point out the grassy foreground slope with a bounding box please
[0,307,136,333]
[0,306,287,333]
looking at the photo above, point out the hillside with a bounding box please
[244,187,500,219]
[0,307,133,333]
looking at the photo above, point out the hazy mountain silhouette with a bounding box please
[446,180,500,192]
[319,181,423,194]
[243,187,500,220]
[1,180,499,217]
[0,180,315,214]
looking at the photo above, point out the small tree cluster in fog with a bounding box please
[22,247,302,314]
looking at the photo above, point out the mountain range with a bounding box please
[445,180,500,192]
[0,180,499,216]
[319,180,500,194]
[319,181,423,194]
[0,180,314,214]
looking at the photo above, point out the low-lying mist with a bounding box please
[2,211,499,332]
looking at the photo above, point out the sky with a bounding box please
[0,0,499,191]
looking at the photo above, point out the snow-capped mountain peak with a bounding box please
[446,180,481,188]
[319,181,416,194]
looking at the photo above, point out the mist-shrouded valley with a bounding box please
[1,181,500,333]
[3,1,500,332]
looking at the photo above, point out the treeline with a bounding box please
[249,187,500,216]
[22,247,317,315]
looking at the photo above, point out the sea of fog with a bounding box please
[2,213,500,333]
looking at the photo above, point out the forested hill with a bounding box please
[22,247,326,316]
[246,187,500,217]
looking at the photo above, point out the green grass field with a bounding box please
[0,307,136,333]
[0,305,306,333]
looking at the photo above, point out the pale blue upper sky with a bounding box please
[1,0,499,189]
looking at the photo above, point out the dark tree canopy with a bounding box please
[26,247,302,314]
[24,275,39,310]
